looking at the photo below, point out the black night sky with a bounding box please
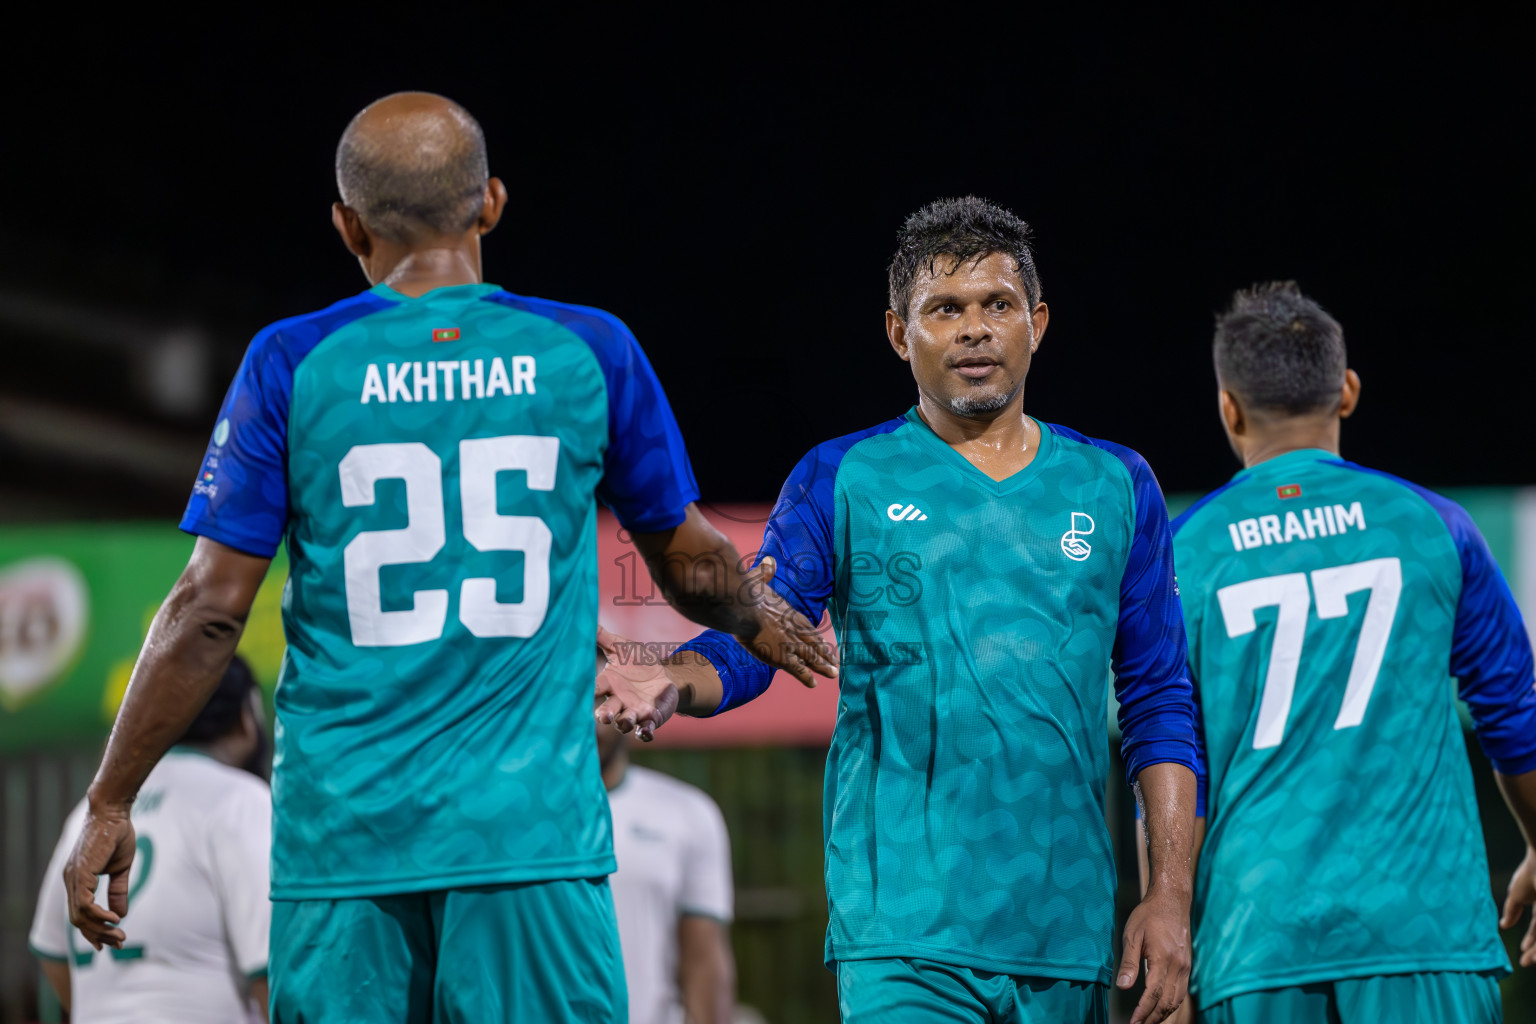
[3,8,1531,517]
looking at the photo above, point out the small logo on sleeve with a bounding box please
[1061,512,1095,561]
[1277,483,1302,499]
[886,503,928,522]
[432,328,460,343]
[212,418,230,447]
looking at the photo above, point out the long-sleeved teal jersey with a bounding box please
[1172,449,1536,1005]
[681,409,1201,982]
[181,283,699,899]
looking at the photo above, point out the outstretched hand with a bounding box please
[1502,845,1536,967]
[594,625,679,743]
[1117,886,1192,1024]
[737,556,837,686]
[63,803,137,951]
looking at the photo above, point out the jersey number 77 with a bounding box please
[1217,557,1402,750]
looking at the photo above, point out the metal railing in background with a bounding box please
[0,748,99,1024]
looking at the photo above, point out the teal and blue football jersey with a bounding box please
[680,410,1200,983]
[181,282,698,899]
[1172,449,1536,1005]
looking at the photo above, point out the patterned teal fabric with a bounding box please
[269,878,626,1023]
[183,283,698,899]
[1174,450,1514,1005]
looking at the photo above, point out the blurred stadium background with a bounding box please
[3,501,1534,1021]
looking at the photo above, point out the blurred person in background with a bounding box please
[596,668,736,1024]
[30,656,271,1023]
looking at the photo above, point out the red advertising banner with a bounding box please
[595,504,839,748]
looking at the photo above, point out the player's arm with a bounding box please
[39,960,70,1012]
[598,442,840,737]
[66,329,290,950]
[66,539,270,949]
[674,793,736,1024]
[678,916,734,1024]
[1440,505,1536,966]
[30,818,76,1011]
[1109,454,1201,1024]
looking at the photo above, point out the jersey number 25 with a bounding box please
[339,436,558,647]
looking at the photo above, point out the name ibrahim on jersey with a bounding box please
[597,198,1203,1024]
[1173,283,1536,1024]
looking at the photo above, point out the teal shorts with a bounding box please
[836,957,1109,1024]
[1199,971,1503,1024]
[269,877,626,1024]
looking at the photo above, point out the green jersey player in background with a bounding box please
[61,92,830,1024]
[1168,282,1536,1023]
[598,197,1202,1024]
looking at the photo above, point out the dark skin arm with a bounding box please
[40,959,69,1013]
[1118,762,1197,1024]
[596,504,836,739]
[64,538,270,949]
[1497,768,1536,967]
[250,976,270,1022]
[677,916,734,1024]
[1136,813,1206,1024]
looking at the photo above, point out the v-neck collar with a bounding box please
[903,406,1055,494]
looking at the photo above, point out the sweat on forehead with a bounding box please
[336,92,490,242]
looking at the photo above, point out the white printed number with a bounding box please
[1216,557,1402,750]
[340,436,559,646]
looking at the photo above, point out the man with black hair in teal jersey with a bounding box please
[597,197,1202,1024]
[1166,282,1536,1023]
[60,92,832,1024]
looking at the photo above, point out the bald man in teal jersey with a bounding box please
[62,93,830,1024]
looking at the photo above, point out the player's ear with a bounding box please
[1219,389,1245,436]
[478,177,508,236]
[1029,301,1048,353]
[886,310,911,362]
[1338,369,1361,419]
[332,203,373,258]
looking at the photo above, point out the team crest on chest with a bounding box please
[1061,512,1095,561]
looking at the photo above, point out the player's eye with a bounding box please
[937,303,958,315]
[992,300,1009,312]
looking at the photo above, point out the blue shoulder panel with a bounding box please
[1332,460,1536,774]
[1046,424,1202,787]
[1170,477,1243,537]
[483,292,699,533]
[678,416,908,715]
[180,291,397,557]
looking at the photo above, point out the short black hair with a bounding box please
[1214,281,1347,415]
[887,197,1042,319]
[178,656,257,744]
[336,99,489,241]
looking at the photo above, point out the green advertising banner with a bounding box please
[0,525,287,751]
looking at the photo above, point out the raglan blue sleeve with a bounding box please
[676,440,842,714]
[1438,501,1536,775]
[179,328,295,558]
[482,293,699,533]
[1105,446,1202,787]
